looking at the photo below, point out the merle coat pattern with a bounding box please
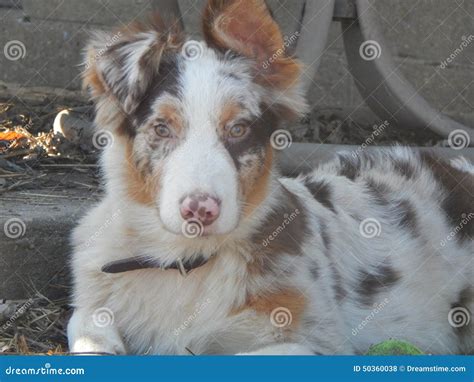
[68,0,473,355]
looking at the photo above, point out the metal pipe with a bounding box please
[341,0,474,144]
[151,0,184,29]
[295,0,336,95]
[277,143,474,176]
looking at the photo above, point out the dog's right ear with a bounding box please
[202,0,308,120]
[83,15,183,116]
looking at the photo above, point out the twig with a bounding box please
[18,192,72,199]
[39,164,98,168]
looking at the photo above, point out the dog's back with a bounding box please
[286,147,473,354]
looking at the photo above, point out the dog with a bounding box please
[68,0,473,355]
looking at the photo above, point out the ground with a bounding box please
[0,95,445,354]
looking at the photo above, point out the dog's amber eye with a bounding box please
[228,123,248,139]
[154,123,171,138]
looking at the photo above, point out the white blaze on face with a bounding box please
[158,45,259,235]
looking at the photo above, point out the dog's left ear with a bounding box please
[83,15,183,117]
[203,0,308,119]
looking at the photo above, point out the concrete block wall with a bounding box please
[1,0,472,126]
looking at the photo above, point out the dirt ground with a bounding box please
[0,95,445,354]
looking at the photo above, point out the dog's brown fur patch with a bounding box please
[422,153,474,242]
[219,102,243,130]
[242,145,273,217]
[203,0,301,89]
[235,289,307,330]
[156,102,185,137]
[124,139,158,205]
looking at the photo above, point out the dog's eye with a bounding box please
[228,123,249,139]
[154,123,171,138]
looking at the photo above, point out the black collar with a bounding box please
[101,255,211,276]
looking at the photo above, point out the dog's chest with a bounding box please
[105,266,269,354]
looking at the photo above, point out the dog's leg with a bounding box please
[67,308,126,354]
[238,343,315,355]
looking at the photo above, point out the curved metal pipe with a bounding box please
[277,143,474,176]
[295,0,336,94]
[341,0,474,144]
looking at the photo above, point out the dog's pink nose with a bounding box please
[180,193,221,226]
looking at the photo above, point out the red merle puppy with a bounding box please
[68,0,473,355]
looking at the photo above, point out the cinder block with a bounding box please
[397,59,474,120]
[22,0,154,26]
[372,0,474,66]
[0,17,96,89]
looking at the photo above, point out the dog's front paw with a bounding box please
[70,335,126,355]
[68,309,126,355]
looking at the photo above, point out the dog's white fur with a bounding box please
[68,146,473,355]
[68,3,473,355]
